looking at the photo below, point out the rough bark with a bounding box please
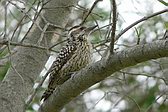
[0,0,78,112]
[39,39,168,112]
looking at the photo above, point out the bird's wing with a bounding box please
[41,42,77,100]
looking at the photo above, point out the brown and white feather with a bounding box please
[41,26,95,101]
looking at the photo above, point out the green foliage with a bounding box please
[159,103,168,112]
[0,62,10,80]
[142,85,158,109]
[0,49,11,80]
[26,106,35,112]
[164,22,168,29]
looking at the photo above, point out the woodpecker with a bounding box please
[41,25,97,101]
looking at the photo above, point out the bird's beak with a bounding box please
[85,25,98,32]
[85,25,98,35]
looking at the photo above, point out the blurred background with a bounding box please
[0,0,168,112]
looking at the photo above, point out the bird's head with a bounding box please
[68,25,97,42]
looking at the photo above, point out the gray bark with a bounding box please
[0,0,78,112]
[39,40,168,112]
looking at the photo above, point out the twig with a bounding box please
[109,0,117,54]
[49,39,68,50]
[105,11,112,40]
[0,40,58,53]
[21,1,42,43]
[77,4,103,19]
[93,47,103,57]
[25,71,50,107]
[7,40,24,83]
[3,2,8,39]
[80,0,103,26]
[135,27,141,45]
[7,0,39,41]
[37,23,50,45]
[87,92,107,112]
[115,8,168,41]
[93,39,109,49]
[163,30,168,39]
[0,50,17,60]
[119,71,167,85]
[93,8,168,49]
[8,1,44,33]
[109,90,141,112]
[40,12,65,30]
[42,5,74,10]
[90,15,101,37]
[145,93,165,112]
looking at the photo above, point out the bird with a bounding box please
[41,25,97,101]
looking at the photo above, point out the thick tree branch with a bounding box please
[39,39,168,112]
[0,0,78,112]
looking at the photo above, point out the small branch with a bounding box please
[40,13,65,30]
[25,71,50,107]
[92,9,168,51]
[87,92,107,111]
[80,0,103,25]
[8,0,41,41]
[163,30,168,39]
[77,4,103,19]
[0,40,58,53]
[109,0,117,54]
[104,11,112,40]
[49,39,68,49]
[7,39,25,83]
[21,4,43,43]
[3,2,8,39]
[119,71,167,85]
[115,9,168,41]
[37,23,50,45]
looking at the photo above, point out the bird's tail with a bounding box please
[41,87,55,101]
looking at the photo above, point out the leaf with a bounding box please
[0,62,10,80]
[158,0,168,6]
[164,22,168,30]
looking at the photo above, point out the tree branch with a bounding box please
[115,8,168,40]
[39,39,168,112]
[109,0,117,54]
[80,0,103,25]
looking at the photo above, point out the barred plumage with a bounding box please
[41,25,97,101]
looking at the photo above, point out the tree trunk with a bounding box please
[0,0,78,112]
